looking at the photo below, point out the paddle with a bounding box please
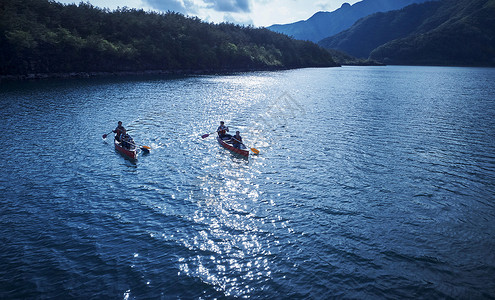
[140,145,151,153]
[202,126,229,138]
[201,131,219,139]
[107,131,150,152]
[105,122,150,152]
[124,140,151,153]
[232,137,259,155]
[102,131,113,139]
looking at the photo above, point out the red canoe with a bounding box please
[217,136,249,157]
[114,139,137,160]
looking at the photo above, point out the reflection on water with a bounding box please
[0,67,494,298]
[179,152,267,296]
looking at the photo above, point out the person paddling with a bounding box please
[232,131,243,149]
[120,129,134,149]
[113,121,125,142]
[217,121,231,140]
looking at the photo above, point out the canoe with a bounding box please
[217,136,249,157]
[114,139,137,160]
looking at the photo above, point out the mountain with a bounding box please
[0,0,337,78]
[318,0,495,66]
[267,0,431,43]
[319,1,442,58]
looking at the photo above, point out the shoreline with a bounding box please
[4,63,494,82]
[0,65,340,82]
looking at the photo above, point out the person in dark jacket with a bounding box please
[217,121,231,140]
[232,131,243,149]
[113,121,125,142]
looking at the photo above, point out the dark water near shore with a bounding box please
[1,66,494,299]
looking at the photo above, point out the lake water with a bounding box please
[1,66,494,299]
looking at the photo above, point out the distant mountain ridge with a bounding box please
[267,0,432,43]
[319,1,443,58]
[318,0,495,66]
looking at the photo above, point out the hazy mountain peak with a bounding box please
[267,0,431,42]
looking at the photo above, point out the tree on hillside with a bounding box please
[0,0,337,76]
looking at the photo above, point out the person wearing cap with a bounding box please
[113,121,125,142]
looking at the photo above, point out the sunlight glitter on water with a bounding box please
[1,67,494,299]
[172,150,276,296]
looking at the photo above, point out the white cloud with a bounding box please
[55,0,360,27]
[223,12,253,25]
[143,0,197,14]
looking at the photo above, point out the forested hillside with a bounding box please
[0,0,337,78]
[369,0,495,65]
[318,0,495,66]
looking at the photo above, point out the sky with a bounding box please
[55,0,360,27]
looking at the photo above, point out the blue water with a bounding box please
[1,66,494,298]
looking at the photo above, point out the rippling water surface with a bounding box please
[1,66,494,298]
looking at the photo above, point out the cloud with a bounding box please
[205,0,250,13]
[142,0,250,15]
[223,12,253,25]
[316,1,332,11]
[143,0,197,14]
